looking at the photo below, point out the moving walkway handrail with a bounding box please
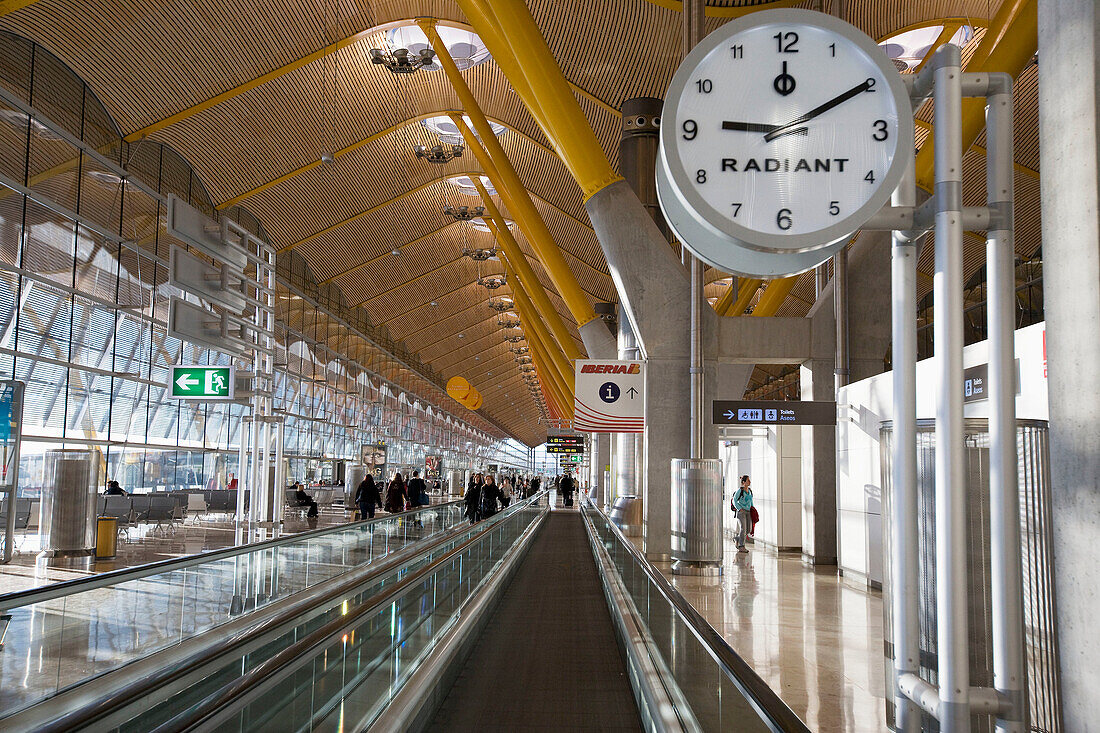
[8,493,542,733]
[163,492,547,732]
[0,498,463,613]
[582,498,811,733]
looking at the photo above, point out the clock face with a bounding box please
[660,10,912,256]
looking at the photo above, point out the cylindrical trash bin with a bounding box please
[39,449,99,558]
[95,517,117,559]
[670,458,723,575]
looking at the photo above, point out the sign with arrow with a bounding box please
[712,400,836,426]
[574,360,645,433]
[170,365,235,400]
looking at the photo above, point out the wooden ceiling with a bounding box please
[0,0,1038,445]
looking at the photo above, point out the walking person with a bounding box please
[464,473,483,524]
[500,475,513,508]
[558,472,575,507]
[408,470,430,507]
[732,475,754,553]
[354,473,381,520]
[384,472,408,513]
[480,474,503,518]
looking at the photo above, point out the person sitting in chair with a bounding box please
[105,480,127,496]
[293,482,319,518]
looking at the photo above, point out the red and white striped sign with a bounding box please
[574,360,645,433]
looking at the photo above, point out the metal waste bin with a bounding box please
[95,517,117,559]
[39,449,99,558]
[670,457,723,575]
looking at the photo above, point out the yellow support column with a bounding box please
[724,278,764,316]
[751,277,798,317]
[474,178,583,363]
[522,313,573,420]
[419,20,602,333]
[451,2,623,199]
[499,250,575,399]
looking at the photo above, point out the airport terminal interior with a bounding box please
[0,0,1095,730]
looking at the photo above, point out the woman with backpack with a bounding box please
[732,475,754,553]
[384,472,408,513]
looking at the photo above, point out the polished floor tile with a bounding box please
[658,536,888,732]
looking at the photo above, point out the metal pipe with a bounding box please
[834,247,849,391]
[985,73,1026,733]
[685,0,704,461]
[891,157,921,733]
[273,419,285,524]
[932,43,969,732]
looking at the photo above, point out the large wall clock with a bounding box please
[657,9,913,276]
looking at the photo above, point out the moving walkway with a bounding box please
[0,494,809,732]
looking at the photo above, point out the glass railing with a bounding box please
[0,500,467,716]
[49,493,548,733]
[581,499,810,733]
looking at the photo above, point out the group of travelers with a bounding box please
[352,470,431,520]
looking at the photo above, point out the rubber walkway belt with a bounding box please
[428,511,642,731]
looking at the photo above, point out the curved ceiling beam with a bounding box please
[352,255,470,308]
[377,281,479,328]
[125,17,618,144]
[218,111,559,211]
[0,0,40,18]
[318,220,461,285]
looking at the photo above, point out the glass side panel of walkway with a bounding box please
[0,500,466,715]
[1,494,811,732]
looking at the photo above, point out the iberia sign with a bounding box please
[574,359,645,434]
[170,365,235,400]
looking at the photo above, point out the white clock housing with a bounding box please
[658,9,913,276]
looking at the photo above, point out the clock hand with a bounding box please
[763,77,875,142]
[722,121,808,136]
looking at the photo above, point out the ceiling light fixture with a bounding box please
[478,274,507,290]
[369,46,436,74]
[488,297,514,313]
[463,247,497,261]
[443,204,485,221]
[414,143,464,164]
[387,24,490,71]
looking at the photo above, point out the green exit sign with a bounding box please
[170,365,235,400]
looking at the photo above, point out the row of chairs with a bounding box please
[99,494,185,533]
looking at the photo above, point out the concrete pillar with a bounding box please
[1037,0,1100,724]
[800,358,837,564]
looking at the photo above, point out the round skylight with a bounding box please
[469,217,514,232]
[447,175,496,196]
[879,25,973,72]
[387,24,491,71]
[422,115,506,145]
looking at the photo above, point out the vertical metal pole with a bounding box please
[834,248,850,392]
[273,418,286,524]
[932,44,969,733]
[2,382,24,564]
[685,0,705,460]
[986,73,1025,733]
[236,413,247,524]
[891,162,921,732]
